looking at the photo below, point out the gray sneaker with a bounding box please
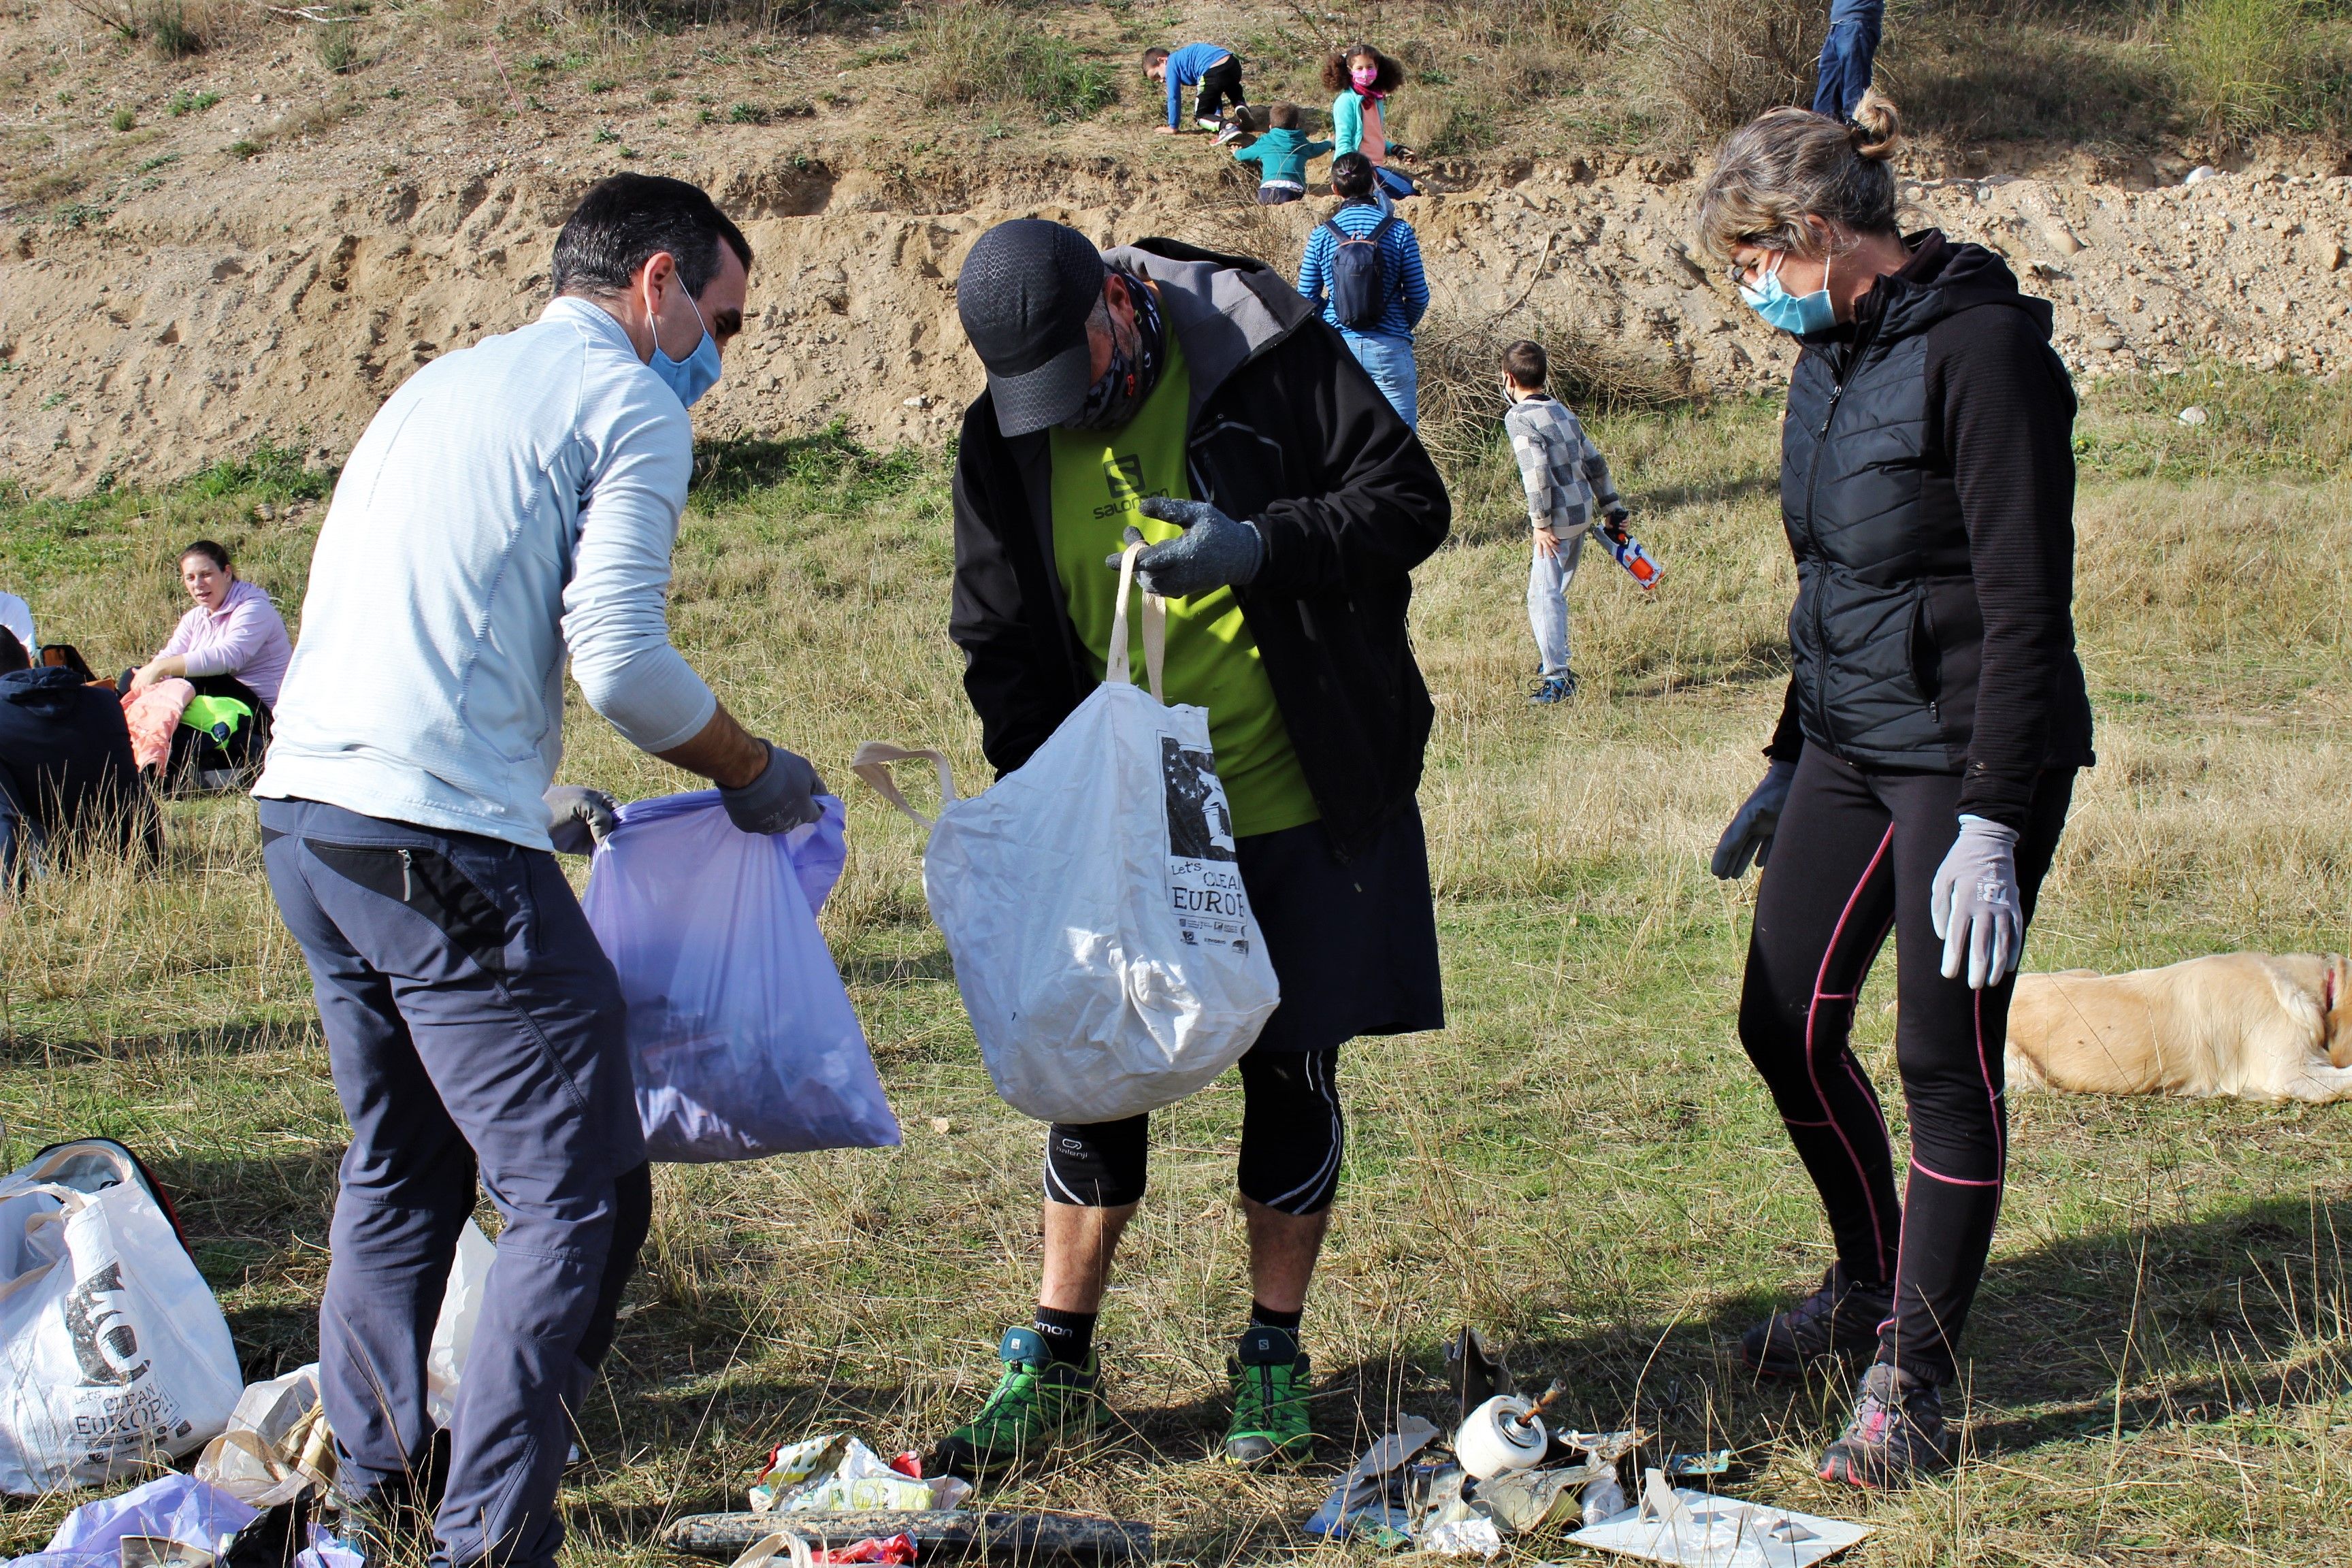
[1741,1265,1893,1377]
[1818,1362,1956,1488]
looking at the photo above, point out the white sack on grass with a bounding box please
[855,547,1279,1126]
[423,1218,496,1430]
[0,1141,244,1496]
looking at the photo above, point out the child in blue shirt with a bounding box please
[1230,103,1331,203]
[1143,43,1245,135]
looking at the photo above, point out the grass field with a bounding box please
[3,368,2351,1565]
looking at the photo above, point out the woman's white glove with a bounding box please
[1710,760,1797,879]
[1931,815,2024,990]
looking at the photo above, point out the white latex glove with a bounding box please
[1931,815,2024,990]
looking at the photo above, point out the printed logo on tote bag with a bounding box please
[1161,736,1250,953]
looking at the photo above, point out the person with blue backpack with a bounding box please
[1296,152,1431,427]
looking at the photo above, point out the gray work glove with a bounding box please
[1111,497,1266,599]
[720,741,827,834]
[1931,815,2024,990]
[1710,759,1797,879]
[543,785,618,855]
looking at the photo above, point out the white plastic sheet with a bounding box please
[583,792,900,1162]
[0,1141,244,1496]
[1566,1472,1872,1568]
[854,547,1279,1125]
[7,1473,255,1567]
[423,1220,496,1429]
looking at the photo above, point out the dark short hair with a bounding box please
[551,174,753,301]
[0,627,26,674]
[1504,340,1548,389]
[1141,46,1169,67]
[1270,101,1300,129]
[1331,152,1375,199]
[181,539,232,571]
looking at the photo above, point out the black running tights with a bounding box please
[1738,747,2074,1384]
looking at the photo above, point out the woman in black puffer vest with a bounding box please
[1695,93,2094,1488]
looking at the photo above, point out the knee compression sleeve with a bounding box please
[1043,1115,1150,1208]
[1238,1048,1343,1215]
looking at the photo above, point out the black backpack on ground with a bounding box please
[1322,212,1397,331]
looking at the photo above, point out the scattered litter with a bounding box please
[1446,1327,1514,1424]
[751,1435,969,1514]
[1582,1471,1628,1525]
[2176,405,2208,425]
[2184,165,2219,184]
[725,1530,919,1568]
[193,1362,335,1506]
[1457,1393,1550,1480]
[293,1526,370,1568]
[1476,1463,1602,1533]
[1567,1469,1871,1567]
[12,1473,255,1568]
[663,1509,1152,1563]
[929,1118,952,1134]
[1419,1517,1503,1559]
[1302,1415,1438,1546]
[1660,1450,1752,1490]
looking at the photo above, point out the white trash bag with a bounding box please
[0,1140,244,1495]
[855,544,1280,1125]
[583,791,901,1162]
[423,1218,496,1429]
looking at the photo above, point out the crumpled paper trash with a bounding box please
[1567,1469,1872,1567]
[193,1363,335,1507]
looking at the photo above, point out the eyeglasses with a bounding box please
[1725,252,1780,290]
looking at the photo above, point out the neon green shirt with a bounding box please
[1049,334,1320,838]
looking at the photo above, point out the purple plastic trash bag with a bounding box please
[582,791,900,1162]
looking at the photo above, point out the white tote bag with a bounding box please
[855,544,1280,1124]
[0,1140,244,1495]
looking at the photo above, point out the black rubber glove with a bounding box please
[542,785,618,855]
[720,742,827,834]
[1109,497,1266,599]
[1710,759,1798,879]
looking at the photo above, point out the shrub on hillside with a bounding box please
[1623,0,1820,135]
[2172,0,2308,143]
[915,1,1117,125]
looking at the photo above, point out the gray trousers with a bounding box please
[1527,528,1586,680]
[259,798,649,1568]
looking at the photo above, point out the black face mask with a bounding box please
[1064,273,1166,432]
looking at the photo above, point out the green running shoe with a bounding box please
[930,1326,1105,1480]
[1224,1324,1316,1465]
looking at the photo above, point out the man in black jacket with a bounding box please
[933,219,1448,1476]
[0,627,160,879]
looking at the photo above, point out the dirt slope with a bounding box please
[3,10,2349,492]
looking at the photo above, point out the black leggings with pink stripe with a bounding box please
[1739,747,2075,1385]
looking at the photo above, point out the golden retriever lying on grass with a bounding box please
[2007,953,2352,1102]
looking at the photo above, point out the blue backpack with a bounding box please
[1322,212,1397,330]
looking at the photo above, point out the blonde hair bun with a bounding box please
[1848,89,1901,162]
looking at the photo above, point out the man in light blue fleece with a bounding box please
[253,173,823,1568]
[1143,42,1244,133]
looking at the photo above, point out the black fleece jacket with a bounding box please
[0,666,159,869]
[948,238,1451,860]
[1767,231,2095,828]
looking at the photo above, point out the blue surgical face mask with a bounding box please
[1737,254,1839,336]
[650,288,721,408]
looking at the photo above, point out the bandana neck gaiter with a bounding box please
[1066,273,1167,432]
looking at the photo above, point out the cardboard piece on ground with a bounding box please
[1565,1471,1870,1568]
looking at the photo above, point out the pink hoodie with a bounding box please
[157,577,292,708]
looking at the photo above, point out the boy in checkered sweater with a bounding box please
[1504,338,1627,705]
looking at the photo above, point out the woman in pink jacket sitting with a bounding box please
[124,539,291,779]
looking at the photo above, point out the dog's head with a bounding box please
[2329,955,2352,1068]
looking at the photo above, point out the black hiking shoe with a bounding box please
[1819,1362,1957,1487]
[1740,1266,1893,1377]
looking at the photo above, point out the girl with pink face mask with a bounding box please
[1322,45,1414,206]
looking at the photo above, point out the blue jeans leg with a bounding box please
[1345,331,1420,429]
[1526,530,1583,679]
[261,799,647,1568]
[1812,0,1883,119]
